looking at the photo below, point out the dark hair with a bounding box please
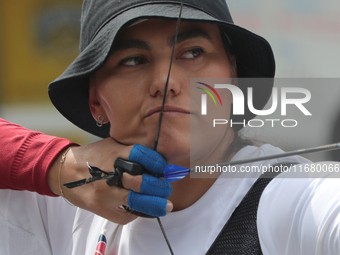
[219,27,236,75]
[219,27,256,160]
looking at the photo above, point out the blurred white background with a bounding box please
[228,0,340,161]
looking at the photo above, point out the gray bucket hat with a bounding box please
[48,0,275,138]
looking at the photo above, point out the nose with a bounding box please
[149,59,181,98]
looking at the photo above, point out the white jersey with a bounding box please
[1,144,339,255]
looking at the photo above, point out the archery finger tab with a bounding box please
[112,158,146,188]
[129,144,167,174]
[128,191,172,217]
[114,158,145,176]
[140,174,172,198]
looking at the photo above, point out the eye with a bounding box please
[120,56,148,66]
[180,48,204,59]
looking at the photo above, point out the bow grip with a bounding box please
[106,158,146,187]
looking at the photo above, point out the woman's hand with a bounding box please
[48,138,173,225]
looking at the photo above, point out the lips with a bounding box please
[146,105,190,118]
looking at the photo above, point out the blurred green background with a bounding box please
[0,0,97,144]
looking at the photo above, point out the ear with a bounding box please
[89,76,109,124]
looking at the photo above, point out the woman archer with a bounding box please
[1,0,340,254]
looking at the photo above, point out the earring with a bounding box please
[97,115,104,127]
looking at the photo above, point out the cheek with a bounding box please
[217,91,232,117]
[97,85,139,127]
[97,86,121,121]
[96,83,155,145]
[190,92,233,163]
[192,92,232,129]
[207,60,232,78]
[97,79,141,118]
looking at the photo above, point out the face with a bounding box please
[89,19,235,166]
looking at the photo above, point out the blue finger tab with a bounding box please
[128,191,167,217]
[141,174,172,198]
[129,144,167,174]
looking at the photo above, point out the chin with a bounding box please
[156,141,190,166]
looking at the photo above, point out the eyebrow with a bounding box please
[112,28,212,53]
[112,40,151,53]
[168,28,212,47]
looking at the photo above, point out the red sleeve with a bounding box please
[0,118,78,196]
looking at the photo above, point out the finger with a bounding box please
[122,173,172,198]
[140,174,172,198]
[121,172,143,192]
[129,144,167,174]
[128,190,173,217]
[116,145,134,160]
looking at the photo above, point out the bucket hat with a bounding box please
[48,0,275,138]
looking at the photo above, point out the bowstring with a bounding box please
[153,1,184,255]
[153,0,184,152]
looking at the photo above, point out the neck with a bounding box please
[169,143,238,212]
[169,176,219,211]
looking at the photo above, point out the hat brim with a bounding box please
[48,3,275,138]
